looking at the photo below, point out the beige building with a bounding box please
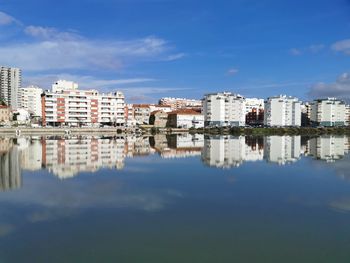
[149,110,168,127]
[0,105,10,122]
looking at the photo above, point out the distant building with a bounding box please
[0,66,21,109]
[158,97,202,110]
[245,98,264,126]
[0,105,11,122]
[264,95,301,127]
[42,82,125,127]
[149,110,168,127]
[52,80,78,93]
[310,98,346,127]
[167,109,204,128]
[18,85,43,117]
[202,92,246,127]
[301,102,311,126]
[133,104,152,125]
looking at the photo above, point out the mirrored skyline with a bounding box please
[0,134,349,191]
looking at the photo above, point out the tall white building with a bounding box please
[18,85,43,117]
[0,66,21,109]
[202,92,246,127]
[264,95,301,127]
[310,98,346,127]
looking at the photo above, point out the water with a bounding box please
[0,134,350,262]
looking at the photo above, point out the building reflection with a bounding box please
[306,135,350,162]
[0,138,21,191]
[0,134,349,189]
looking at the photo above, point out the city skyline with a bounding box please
[0,1,350,103]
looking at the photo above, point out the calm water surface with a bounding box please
[0,134,350,262]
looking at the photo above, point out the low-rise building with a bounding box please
[310,98,346,127]
[0,105,11,122]
[149,110,168,127]
[167,109,204,128]
[133,104,152,125]
[264,95,301,127]
[202,92,246,127]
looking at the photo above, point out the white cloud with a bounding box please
[227,68,239,75]
[289,44,325,56]
[0,11,17,26]
[331,39,350,55]
[0,36,174,71]
[24,25,79,40]
[308,72,350,102]
[290,48,302,56]
[164,53,186,61]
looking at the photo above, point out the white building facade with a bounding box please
[202,92,246,127]
[168,109,204,128]
[18,85,43,117]
[0,66,21,110]
[310,98,346,127]
[264,95,301,127]
[42,82,125,127]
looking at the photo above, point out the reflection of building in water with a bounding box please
[152,133,204,158]
[307,136,349,162]
[263,136,301,165]
[42,137,126,179]
[0,138,21,191]
[124,136,155,157]
[17,137,42,171]
[201,135,264,168]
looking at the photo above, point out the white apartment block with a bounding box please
[310,98,346,127]
[263,136,301,164]
[203,92,246,127]
[0,66,21,110]
[18,85,43,117]
[264,95,301,127]
[42,83,125,127]
[158,97,202,110]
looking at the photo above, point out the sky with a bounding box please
[0,0,350,103]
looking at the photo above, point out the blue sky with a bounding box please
[0,0,350,103]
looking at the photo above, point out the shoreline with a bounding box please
[0,126,349,136]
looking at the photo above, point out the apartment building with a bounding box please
[346,105,350,126]
[245,98,264,126]
[0,66,21,109]
[310,98,346,127]
[132,104,152,125]
[264,95,301,127]
[202,92,246,127]
[158,97,202,110]
[42,82,125,127]
[18,85,43,117]
[167,109,204,128]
